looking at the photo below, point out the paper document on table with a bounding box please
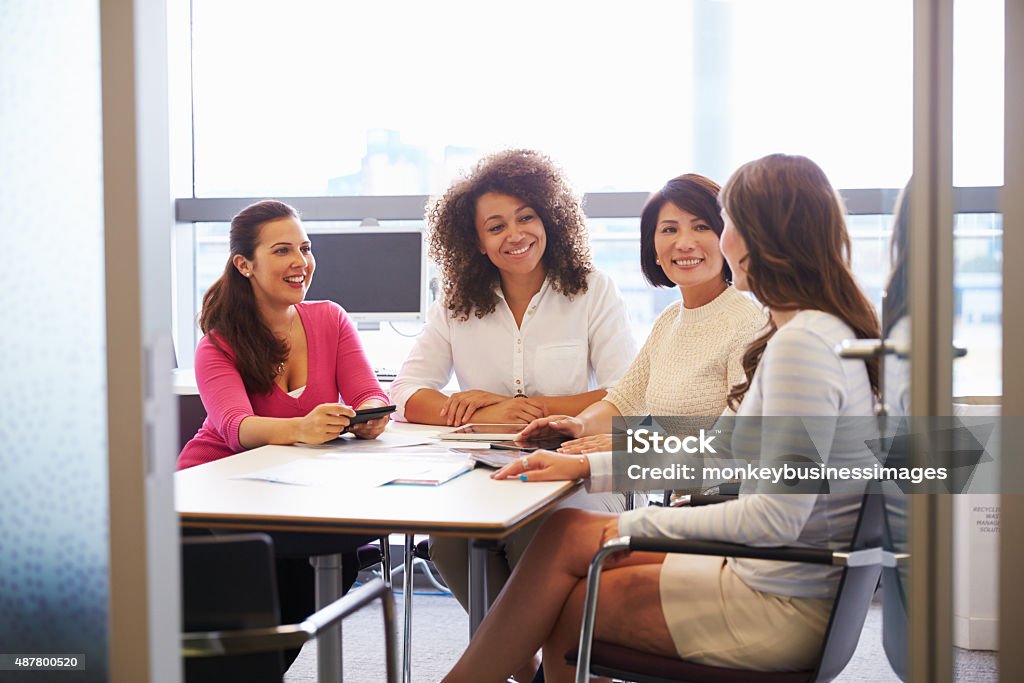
[319,444,455,461]
[382,452,476,486]
[298,431,435,451]
[232,459,400,488]
[234,450,475,488]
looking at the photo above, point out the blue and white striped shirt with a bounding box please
[617,310,875,599]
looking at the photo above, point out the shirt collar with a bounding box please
[493,275,552,302]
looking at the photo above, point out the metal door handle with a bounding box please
[834,338,967,360]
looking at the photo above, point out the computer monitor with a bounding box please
[304,230,427,322]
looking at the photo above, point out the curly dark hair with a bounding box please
[427,149,592,321]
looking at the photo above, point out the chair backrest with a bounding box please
[182,533,285,683]
[880,490,909,680]
[811,489,884,683]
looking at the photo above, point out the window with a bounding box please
[178,0,1003,396]
[189,0,918,197]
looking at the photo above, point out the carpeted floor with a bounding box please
[283,573,999,682]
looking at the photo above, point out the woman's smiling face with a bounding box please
[474,192,547,278]
[653,201,727,304]
[234,216,315,310]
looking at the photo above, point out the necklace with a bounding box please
[274,309,297,376]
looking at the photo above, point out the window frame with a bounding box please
[173,187,1002,370]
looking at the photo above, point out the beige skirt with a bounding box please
[659,553,833,671]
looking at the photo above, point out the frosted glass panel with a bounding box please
[0,1,109,678]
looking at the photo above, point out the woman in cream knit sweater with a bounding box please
[510,173,766,479]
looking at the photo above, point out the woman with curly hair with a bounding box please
[390,148,636,427]
[389,149,636,682]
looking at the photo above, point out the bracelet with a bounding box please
[577,454,589,476]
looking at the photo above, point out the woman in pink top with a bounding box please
[178,199,390,470]
[178,200,389,673]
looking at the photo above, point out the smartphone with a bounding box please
[345,404,397,427]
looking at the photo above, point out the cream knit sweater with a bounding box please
[605,285,767,419]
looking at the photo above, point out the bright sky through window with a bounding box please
[190,0,1002,196]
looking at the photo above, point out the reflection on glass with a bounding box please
[953,213,1002,396]
[880,181,910,681]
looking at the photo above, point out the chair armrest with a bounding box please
[627,536,880,567]
[303,577,393,634]
[669,493,738,508]
[883,551,911,567]
[183,578,396,660]
[182,623,311,657]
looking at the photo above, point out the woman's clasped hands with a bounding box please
[439,389,545,426]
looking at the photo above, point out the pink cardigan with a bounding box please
[177,301,389,469]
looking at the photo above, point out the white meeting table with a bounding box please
[174,423,580,682]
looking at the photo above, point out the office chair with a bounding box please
[568,486,884,683]
[880,489,909,681]
[182,533,398,683]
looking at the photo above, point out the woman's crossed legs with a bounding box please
[443,508,679,683]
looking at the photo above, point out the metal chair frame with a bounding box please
[184,577,397,677]
[573,492,884,683]
[182,535,399,683]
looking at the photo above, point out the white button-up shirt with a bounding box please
[390,270,638,420]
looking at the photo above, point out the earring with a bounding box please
[655,258,661,265]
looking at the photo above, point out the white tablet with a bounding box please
[438,423,528,441]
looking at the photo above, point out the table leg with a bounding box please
[381,536,393,589]
[468,539,488,636]
[403,534,414,683]
[312,553,344,682]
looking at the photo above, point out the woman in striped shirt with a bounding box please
[443,154,881,683]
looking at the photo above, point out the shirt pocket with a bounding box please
[533,342,589,396]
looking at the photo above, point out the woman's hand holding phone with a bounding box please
[347,402,392,439]
[296,403,355,444]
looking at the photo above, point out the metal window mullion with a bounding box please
[909,2,955,683]
[1000,0,1024,680]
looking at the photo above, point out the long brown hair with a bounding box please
[720,154,880,409]
[199,200,299,394]
[882,181,910,337]
[427,149,592,321]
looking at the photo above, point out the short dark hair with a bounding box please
[639,173,730,287]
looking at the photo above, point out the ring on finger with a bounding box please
[520,456,529,470]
